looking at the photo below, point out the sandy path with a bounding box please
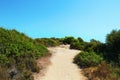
[34,45,87,80]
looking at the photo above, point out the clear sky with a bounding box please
[0,0,120,42]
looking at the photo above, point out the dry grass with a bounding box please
[82,61,120,80]
[0,66,9,80]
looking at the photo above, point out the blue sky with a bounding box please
[0,0,120,42]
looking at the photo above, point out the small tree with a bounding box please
[62,36,76,44]
[106,30,120,62]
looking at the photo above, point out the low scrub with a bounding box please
[83,61,120,80]
[62,36,76,44]
[0,27,48,80]
[35,38,60,47]
[70,41,85,50]
[74,51,103,68]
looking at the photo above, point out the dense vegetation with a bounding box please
[105,30,120,62]
[35,37,61,47]
[58,30,120,80]
[0,27,48,80]
[74,51,103,68]
[71,30,120,80]
[1,26,120,80]
[61,36,85,50]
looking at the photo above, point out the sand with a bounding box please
[34,45,87,80]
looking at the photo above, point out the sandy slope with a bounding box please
[34,45,87,80]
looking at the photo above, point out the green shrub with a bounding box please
[70,41,84,50]
[74,51,103,68]
[106,30,120,62]
[35,38,60,47]
[0,27,48,80]
[83,39,102,52]
[62,36,86,50]
[106,30,120,52]
[77,37,84,42]
[62,36,76,44]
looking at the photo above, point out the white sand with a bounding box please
[35,45,87,80]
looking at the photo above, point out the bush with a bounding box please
[66,37,85,50]
[83,61,120,80]
[62,36,76,44]
[106,30,120,62]
[74,51,103,68]
[77,37,84,42]
[106,30,120,52]
[83,39,102,52]
[35,38,60,47]
[0,27,48,80]
[70,41,85,50]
